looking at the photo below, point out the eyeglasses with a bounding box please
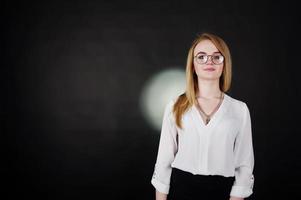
[194,53,224,65]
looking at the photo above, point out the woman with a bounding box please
[151,33,255,200]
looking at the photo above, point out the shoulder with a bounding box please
[163,94,183,117]
[165,93,184,107]
[226,93,248,108]
[225,93,250,115]
[164,96,179,112]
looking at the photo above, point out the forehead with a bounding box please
[194,39,219,55]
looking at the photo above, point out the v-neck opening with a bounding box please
[193,93,229,129]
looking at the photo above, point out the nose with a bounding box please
[206,56,214,65]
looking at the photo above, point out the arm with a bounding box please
[230,103,255,199]
[230,197,244,200]
[156,190,167,200]
[151,100,178,198]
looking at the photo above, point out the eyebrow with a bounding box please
[195,51,221,55]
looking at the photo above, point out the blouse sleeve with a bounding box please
[151,100,178,194]
[230,102,255,198]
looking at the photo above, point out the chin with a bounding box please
[199,76,220,81]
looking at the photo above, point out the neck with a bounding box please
[196,78,222,99]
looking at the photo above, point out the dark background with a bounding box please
[3,0,300,199]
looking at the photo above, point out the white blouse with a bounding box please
[151,93,255,198]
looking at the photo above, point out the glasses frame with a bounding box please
[194,53,224,65]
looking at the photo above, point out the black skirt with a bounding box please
[168,167,235,200]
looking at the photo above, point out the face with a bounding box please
[193,39,224,81]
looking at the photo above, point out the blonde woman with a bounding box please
[151,33,255,200]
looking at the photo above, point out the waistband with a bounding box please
[171,167,235,185]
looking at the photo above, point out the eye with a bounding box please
[213,54,224,63]
[197,54,207,61]
[213,55,221,59]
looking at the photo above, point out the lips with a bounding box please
[204,67,216,71]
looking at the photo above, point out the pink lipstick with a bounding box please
[204,68,216,71]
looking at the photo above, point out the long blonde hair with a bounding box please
[173,33,232,129]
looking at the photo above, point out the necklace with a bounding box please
[195,92,224,125]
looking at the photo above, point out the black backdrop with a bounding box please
[3,0,300,199]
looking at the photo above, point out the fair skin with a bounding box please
[193,39,225,118]
[155,190,167,200]
[155,39,243,200]
[194,40,244,200]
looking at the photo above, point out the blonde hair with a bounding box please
[173,33,232,129]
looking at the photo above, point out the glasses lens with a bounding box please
[196,54,207,64]
[212,54,224,64]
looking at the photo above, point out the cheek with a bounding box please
[217,65,224,74]
[193,63,199,72]
[193,61,198,70]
